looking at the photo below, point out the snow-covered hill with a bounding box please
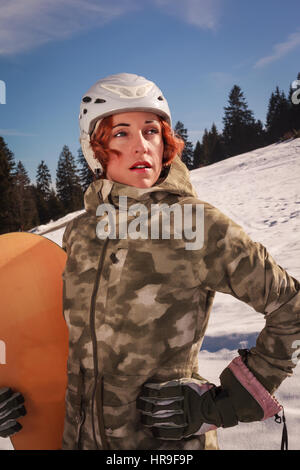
[29,208,85,242]
[1,138,299,450]
[189,138,300,450]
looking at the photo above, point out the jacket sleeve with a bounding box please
[196,201,300,394]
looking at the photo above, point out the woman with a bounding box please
[60,73,300,451]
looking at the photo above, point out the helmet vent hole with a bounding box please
[82,96,92,103]
[136,86,146,96]
[120,88,132,97]
[95,98,106,103]
[158,96,164,101]
[83,109,87,114]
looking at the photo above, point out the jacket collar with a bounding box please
[84,155,198,213]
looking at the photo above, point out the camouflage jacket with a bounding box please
[61,155,300,450]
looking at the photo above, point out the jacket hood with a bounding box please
[84,155,198,213]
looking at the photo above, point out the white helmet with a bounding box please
[79,73,172,174]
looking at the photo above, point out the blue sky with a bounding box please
[0,0,300,183]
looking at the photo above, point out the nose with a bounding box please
[133,131,148,153]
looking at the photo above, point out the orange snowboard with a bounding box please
[0,232,68,450]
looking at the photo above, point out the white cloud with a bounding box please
[0,0,139,55]
[0,0,223,56]
[254,30,300,68]
[154,0,222,30]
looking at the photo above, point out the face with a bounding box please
[105,111,164,188]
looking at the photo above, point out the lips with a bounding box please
[129,160,152,170]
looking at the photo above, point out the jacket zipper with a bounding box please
[90,237,110,450]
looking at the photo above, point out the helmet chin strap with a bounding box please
[91,119,103,139]
[80,136,104,175]
[95,168,103,179]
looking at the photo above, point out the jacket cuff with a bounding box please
[227,356,282,420]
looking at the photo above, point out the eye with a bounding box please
[145,127,160,135]
[114,131,127,138]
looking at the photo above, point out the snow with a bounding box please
[29,209,85,246]
[1,138,299,450]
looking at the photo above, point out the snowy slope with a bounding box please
[1,138,299,450]
[29,209,85,243]
[191,138,300,450]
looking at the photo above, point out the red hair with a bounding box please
[90,115,184,178]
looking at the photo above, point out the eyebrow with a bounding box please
[112,120,158,128]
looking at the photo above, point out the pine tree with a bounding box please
[265,91,276,142]
[222,85,260,158]
[0,136,18,234]
[203,123,225,165]
[14,161,30,229]
[192,141,204,169]
[36,160,52,198]
[56,145,83,215]
[48,188,65,221]
[174,121,194,170]
[202,128,212,166]
[14,161,39,230]
[253,119,267,148]
[77,147,94,193]
[35,160,53,224]
[265,86,291,143]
